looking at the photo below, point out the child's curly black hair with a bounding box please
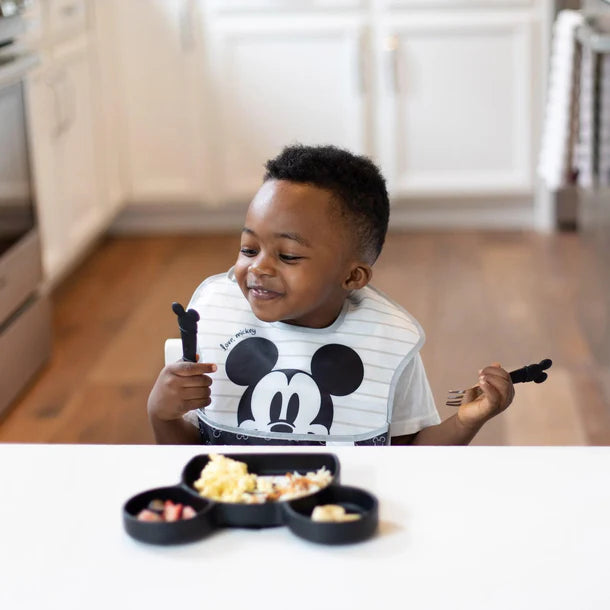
[263,144,389,263]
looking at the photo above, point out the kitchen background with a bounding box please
[1,0,609,445]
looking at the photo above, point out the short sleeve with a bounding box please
[389,353,441,437]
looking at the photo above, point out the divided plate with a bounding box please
[123,452,377,546]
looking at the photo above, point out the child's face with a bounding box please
[234,179,368,328]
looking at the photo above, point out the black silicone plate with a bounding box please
[123,452,378,545]
[181,453,340,527]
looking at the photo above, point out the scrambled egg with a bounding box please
[192,454,257,502]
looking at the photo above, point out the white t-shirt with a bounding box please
[183,269,440,445]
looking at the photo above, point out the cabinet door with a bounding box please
[112,0,204,203]
[377,12,537,197]
[26,45,102,282]
[205,14,371,203]
[25,69,64,279]
[55,47,103,251]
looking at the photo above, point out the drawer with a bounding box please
[0,230,43,325]
[47,0,88,40]
[0,293,51,416]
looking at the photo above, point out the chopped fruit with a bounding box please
[182,505,197,519]
[148,499,165,513]
[163,500,183,522]
[136,509,163,522]
[135,499,197,522]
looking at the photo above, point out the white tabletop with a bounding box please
[1,444,609,610]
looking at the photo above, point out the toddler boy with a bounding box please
[147,145,514,445]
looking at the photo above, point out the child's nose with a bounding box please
[249,252,275,276]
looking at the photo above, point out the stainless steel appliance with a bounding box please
[0,5,51,417]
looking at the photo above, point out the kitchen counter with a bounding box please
[1,444,609,609]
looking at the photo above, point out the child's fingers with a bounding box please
[479,365,512,391]
[479,370,514,409]
[169,361,217,376]
[178,386,213,412]
[180,374,214,388]
[478,375,502,405]
[478,363,509,379]
[181,387,212,401]
[479,371,510,389]
[180,397,212,413]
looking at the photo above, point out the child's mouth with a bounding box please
[248,286,281,301]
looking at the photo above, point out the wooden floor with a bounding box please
[2,229,610,445]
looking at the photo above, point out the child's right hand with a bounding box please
[147,361,217,422]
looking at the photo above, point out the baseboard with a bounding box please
[109,202,248,234]
[389,195,535,230]
[109,196,536,235]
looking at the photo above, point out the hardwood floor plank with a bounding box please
[0,236,181,441]
[504,366,589,445]
[48,384,154,444]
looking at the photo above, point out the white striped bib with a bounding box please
[187,269,424,446]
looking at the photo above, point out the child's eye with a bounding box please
[279,254,302,263]
[240,247,258,257]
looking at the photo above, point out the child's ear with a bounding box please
[343,263,373,291]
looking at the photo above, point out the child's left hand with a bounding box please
[457,363,515,430]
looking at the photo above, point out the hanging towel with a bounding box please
[575,40,595,187]
[599,53,610,187]
[538,10,584,190]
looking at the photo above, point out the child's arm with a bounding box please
[392,363,514,445]
[147,360,217,444]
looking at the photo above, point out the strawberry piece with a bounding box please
[136,509,163,522]
[182,505,197,520]
[163,500,183,522]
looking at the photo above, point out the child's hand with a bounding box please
[147,360,217,422]
[457,362,515,431]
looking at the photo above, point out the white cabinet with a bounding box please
[21,0,120,285]
[26,39,104,282]
[204,13,371,202]
[105,0,548,226]
[377,10,537,196]
[110,0,205,204]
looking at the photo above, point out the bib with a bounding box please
[188,269,424,446]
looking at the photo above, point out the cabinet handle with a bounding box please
[46,75,65,137]
[59,70,76,133]
[180,0,196,53]
[386,34,400,95]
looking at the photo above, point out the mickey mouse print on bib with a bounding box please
[225,337,364,435]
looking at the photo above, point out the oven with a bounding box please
[0,7,51,417]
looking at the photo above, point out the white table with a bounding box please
[1,444,609,610]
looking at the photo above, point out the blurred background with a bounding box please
[1,0,609,445]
